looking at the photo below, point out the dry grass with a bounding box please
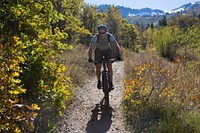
[122,49,200,132]
[62,44,95,86]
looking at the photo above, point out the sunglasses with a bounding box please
[99,32,106,34]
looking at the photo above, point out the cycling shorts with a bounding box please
[95,48,113,64]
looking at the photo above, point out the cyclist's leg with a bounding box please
[95,48,102,79]
[95,49,103,89]
[105,48,113,81]
[107,63,114,90]
[96,64,101,81]
[105,48,114,89]
[96,64,102,89]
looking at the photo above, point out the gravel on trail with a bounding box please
[54,61,128,133]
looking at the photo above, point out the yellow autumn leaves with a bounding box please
[123,61,200,110]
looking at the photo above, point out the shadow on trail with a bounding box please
[86,98,114,133]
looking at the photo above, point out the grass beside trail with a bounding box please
[62,44,95,86]
[122,49,200,133]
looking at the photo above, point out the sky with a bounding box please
[84,0,199,11]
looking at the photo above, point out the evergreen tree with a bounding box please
[151,22,154,29]
[158,15,167,27]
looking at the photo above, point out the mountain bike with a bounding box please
[93,57,116,106]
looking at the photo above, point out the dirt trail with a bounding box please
[55,61,127,133]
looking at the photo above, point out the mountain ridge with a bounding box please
[97,1,200,17]
[167,1,200,13]
[98,4,165,18]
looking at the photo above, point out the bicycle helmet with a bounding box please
[97,24,108,31]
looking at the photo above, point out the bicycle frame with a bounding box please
[101,57,111,106]
[91,57,115,106]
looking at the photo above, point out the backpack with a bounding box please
[96,33,111,43]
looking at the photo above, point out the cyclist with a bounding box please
[88,24,121,90]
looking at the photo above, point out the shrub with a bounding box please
[0,36,40,132]
[153,26,180,60]
[123,50,200,132]
[0,1,90,132]
[0,35,74,132]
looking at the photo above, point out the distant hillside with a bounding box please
[98,4,165,18]
[182,2,200,16]
[97,1,200,25]
[127,16,163,25]
[169,1,200,13]
[164,1,200,24]
[172,3,194,12]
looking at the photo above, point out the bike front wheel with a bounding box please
[102,72,110,106]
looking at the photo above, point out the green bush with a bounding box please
[153,26,180,60]
[0,36,40,132]
[0,1,79,132]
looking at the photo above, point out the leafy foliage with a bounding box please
[0,36,40,132]
[121,23,140,50]
[153,26,181,60]
[123,50,200,132]
[142,28,154,49]
[168,14,193,30]
[0,0,87,132]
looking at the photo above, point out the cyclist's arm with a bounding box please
[113,40,121,54]
[109,34,121,54]
[88,42,95,59]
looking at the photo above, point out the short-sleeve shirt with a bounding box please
[91,32,116,51]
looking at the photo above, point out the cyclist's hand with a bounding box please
[116,54,122,61]
[88,58,93,63]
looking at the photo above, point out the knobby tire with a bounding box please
[103,72,110,106]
